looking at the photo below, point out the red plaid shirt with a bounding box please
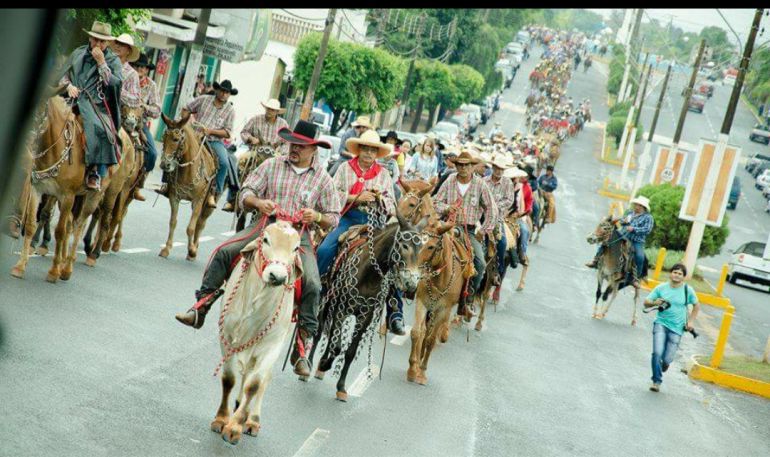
[434,174,498,235]
[240,114,290,155]
[485,175,515,223]
[240,156,342,228]
[334,161,396,216]
[184,94,235,138]
[120,62,141,108]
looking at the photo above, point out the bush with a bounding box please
[637,184,730,257]
[609,101,632,117]
[607,71,623,96]
[643,248,684,270]
[606,115,627,147]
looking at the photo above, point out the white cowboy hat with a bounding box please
[261,98,286,113]
[630,196,651,211]
[114,33,141,62]
[346,129,392,159]
[351,116,372,128]
[479,151,493,166]
[504,167,528,179]
[490,153,514,170]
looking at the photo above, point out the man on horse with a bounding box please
[537,165,558,224]
[316,130,405,335]
[130,52,161,202]
[510,168,533,278]
[485,154,516,284]
[59,21,123,191]
[433,150,498,317]
[586,196,654,288]
[174,120,342,378]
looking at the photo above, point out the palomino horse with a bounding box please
[586,217,645,326]
[158,113,218,260]
[310,210,424,401]
[11,96,127,282]
[211,221,302,445]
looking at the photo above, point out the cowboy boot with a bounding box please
[175,289,224,329]
[291,327,313,378]
[206,192,219,209]
[155,172,169,197]
[133,170,147,202]
[222,199,235,213]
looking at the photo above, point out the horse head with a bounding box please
[121,104,144,135]
[418,219,453,271]
[389,210,426,294]
[397,179,437,226]
[587,216,615,245]
[159,113,191,173]
[242,221,302,287]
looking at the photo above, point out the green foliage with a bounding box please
[745,47,770,107]
[609,100,632,117]
[548,9,605,35]
[409,59,453,107]
[643,248,685,271]
[52,9,151,56]
[699,26,732,64]
[637,184,730,257]
[448,64,484,109]
[638,16,699,61]
[606,116,626,146]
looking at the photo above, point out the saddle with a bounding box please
[327,225,369,278]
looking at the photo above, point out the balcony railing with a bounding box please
[270,13,324,47]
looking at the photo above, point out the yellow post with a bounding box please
[715,264,729,297]
[710,306,735,369]
[653,247,667,281]
[603,176,609,191]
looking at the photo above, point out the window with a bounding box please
[741,242,766,257]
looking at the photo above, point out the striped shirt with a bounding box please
[240,155,342,228]
[120,62,141,108]
[623,210,654,243]
[240,114,289,155]
[485,175,515,222]
[184,94,235,138]
[138,76,161,121]
[434,174,498,235]
[334,161,396,216]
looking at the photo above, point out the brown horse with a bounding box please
[234,144,276,232]
[158,113,218,260]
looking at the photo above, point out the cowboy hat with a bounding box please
[351,116,372,128]
[446,150,481,165]
[212,80,238,95]
[490,153,514,170]
[261,98,286,113]
[131,52,155,70]
[277,120,331,148]
[346,130,392,159]
[380,130,403,146]
[83,21,115,41]
[504,167,528,179]
[114,33,141,63]
[479,151,493,166]
[630,196,651,211]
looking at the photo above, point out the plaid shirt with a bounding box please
[485,175,515,223]
[240,156,342,228]
[434,174,498,235]
[622,210,654,243]
[139,76,161,121]
[120,62,141,108]
[185,94,235,138]
[334,161,396,216]
[240,114,289,155]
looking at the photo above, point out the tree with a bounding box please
[408,59,453,132]
[699,25,732,64]
[58,9,151,54]
[448,64,484,108]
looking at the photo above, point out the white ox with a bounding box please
[210,220,302,445]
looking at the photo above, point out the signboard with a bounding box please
[650,145,687,185]
[679,138,741,227]
[203,9,271,64]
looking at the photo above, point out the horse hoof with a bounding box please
[439,326,450,343]
[416,375,428,386]
[101,241,111,252]
[45,273,58,283]
[159,248,169,258]
[631,320,637,327]
[474,321,483,332]
[36,246,49,257]
[111,241,121,252]
[210,417,228,434]
[243,421,261,436]
[516,285,524,291]
[85,256,96,267]
[10,267,24,279]
[298,375,309,382]
[59,270,72,281]
[221,424,242,445]
[314,370,326,380]
[336,391,348,402]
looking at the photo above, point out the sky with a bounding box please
[587,9,765,49]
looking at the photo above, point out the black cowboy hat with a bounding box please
[277,120,331,149]
[132,52,155,70]
[379,130,403,146]
[212,80,238,95]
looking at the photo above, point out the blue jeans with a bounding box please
[95,164,108,178]
[651,322,682,384]
[632,240,646,279]
[317,209,368,277]
[531,199,540,227]
[517,219,530,256]
[142,124,158,172]
[207,140,229,195]
[469,233,485,295]
[496,224,507,278]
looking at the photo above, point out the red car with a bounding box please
[688,94,707,113]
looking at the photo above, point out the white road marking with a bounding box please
[348,364,380,397]
[292,428,331,457]
[390,325,412,346]
[698,265,719,274]
[221,230,236,237]
[121,248,150,254]
[159,242,185,247]
[197,236,214,242]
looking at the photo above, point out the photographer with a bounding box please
[643,263,700,392]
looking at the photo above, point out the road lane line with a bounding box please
[348,364,380,397]
[221,230,235,237]
[159,242,185,247]
[293,428,331,457]
[390,325,412,346]
[197,236,214,242]
[698,265,719,274]
[121,248,150,254]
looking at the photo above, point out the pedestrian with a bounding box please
[404,136,440,185]
[130,52,161,202]
[644,263,700,392]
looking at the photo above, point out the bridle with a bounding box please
[161,125,206,170]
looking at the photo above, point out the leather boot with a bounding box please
[175,289,224,329]
[291,328,313,377]
[222,200,235,212]
[155,183,169,197]
[389,318,406,336]
[585,257,599,269]
[206,193,218,209]
[133,170,147,202]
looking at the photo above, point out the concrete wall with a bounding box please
[220,55,282,137]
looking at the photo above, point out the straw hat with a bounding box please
[490,153,514,170]
[504,167,528,179]
[83,21,115,41]
[351,116,372,128]
[114,33,141,62]
[261,98,286,113]
[630,196,651,211]
[446,149,481,165]
[346,130,392,159]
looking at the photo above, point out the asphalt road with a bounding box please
[1,47,769,457]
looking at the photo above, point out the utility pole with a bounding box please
[620,57,652,189]
[173,8,211,118]
[673,39,706,146]
[616,40,645,159]
[394,14,426,132]
[618,8,643,103]
[300,8,337,122]
[682,9,763,276]
[632,62,673,198]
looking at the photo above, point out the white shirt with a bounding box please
[291,165,310,175]
[457,181,471,196]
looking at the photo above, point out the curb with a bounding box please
[689,355,770,399]
[597,188,630,201]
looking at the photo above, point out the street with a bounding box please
[1,45,770,457]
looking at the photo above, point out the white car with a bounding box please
[756,171,770,190]
[317,135,341,170]
[430,121,461,141]
[727,241,770,289]
[723,74,737,86]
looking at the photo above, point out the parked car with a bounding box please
[697,81,715,98]
[723,74,737,86]
[756,170,770,189]
[476,97,493,124]
[310,108,332,135]
[746,153,770,172]
[445,114,470,136]
[727,241,770,289]
[762,183,770,199]
[727,176,741,210]
[459,104,482,132]
[751,162,770,178]
[687,94,707,113]
[429,121,461,142]
[317,134,341,171]
[749,122,770,145]
[515,30,530,45]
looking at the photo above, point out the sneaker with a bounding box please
[649,383,660,392]
[206,194,218,209]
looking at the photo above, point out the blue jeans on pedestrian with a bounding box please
[207,140,229,195]
[95,164,108,178]
[651,322,682,384]
[632,240,646,279]
[496,224,507,278]
[517,219,530,257]
[142,124,158,172]
[317,209,368,277]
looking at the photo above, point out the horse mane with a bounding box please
[47,96,72,123]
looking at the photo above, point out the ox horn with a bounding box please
[161,112,175,127]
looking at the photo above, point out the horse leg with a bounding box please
[82,211,98,261]
[317,308,344,376]
[11,188,39,279]
[244,371,272,436]
[193,206,213,257]
[600,285,620,319]
[517,264,529,291]
[186,199,204,261]
[475,289,488,331]
[407,301,428,384]
[107,189,127,252]
[631,286,640,326]
[211,358,236,434]
[222,370,263,446]
[335,320,368,402]
[63,194,99,279]
[47,196,74,283]
[419,308,450,384]
[160,197,179,258]
[592,277,603,318]
[35,196,54,256]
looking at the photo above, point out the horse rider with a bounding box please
[225,98,290,212]
[129,52,161,202]
[316,130,405,335]
[174,120,343,378]
[60,21,123,191]
[510,168,533,278]
[485,153,516,284]
[433,150,498,318]
[586,196,654,288]
[157,80,240,210]
[489,122,503,138]
[537,165,558,224]
[329,116,372,176]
